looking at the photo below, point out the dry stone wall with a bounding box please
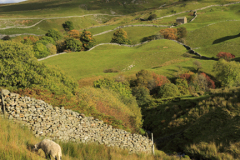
[0,89,152,153]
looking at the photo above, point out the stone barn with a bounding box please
[176,17,187,24]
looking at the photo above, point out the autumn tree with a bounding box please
[131,70,170,95]
[111,28,132,45]
[68,29,81,39]
[216,52,235,61]
[80,30,96,50]
[22,35,39,45]
[160,28,178,40]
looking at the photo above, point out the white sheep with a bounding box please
[33,139,62,160]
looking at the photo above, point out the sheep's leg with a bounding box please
[46,153,51,160]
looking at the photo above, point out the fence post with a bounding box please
[1,88,5,117]
[152,133,155,155]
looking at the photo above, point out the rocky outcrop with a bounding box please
[0,89,152,153]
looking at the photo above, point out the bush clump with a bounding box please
[176,78,189,96]
[159,83,180,98]
[214,59,240,87]
[0,41,77,95]
[65,38,82,52]
[33,43,49,58]
[80,30,96,50]
[111,28,132,45]
[148,14,157,20]
[62,21,74,31]
[46,29,62,42]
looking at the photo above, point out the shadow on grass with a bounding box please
[212,33,240,45]
[233,57,240,62]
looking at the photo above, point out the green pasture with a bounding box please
[0,0,177,18]
[151,58,216,78]
[94,26,166,44]
[88,25,119,35]
[195,37,240,57]
[0,15,115,35]
[42,39,187,79]
[186,21,240,57]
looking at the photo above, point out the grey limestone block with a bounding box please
[1,89,10,96]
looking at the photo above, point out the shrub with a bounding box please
[159,83,180,98]
[46,43,57,55]
[152,73,170,87]
[179,71,195,83]
[160,28,178,40]
[2,35,10,40]
[33,43,49,58]
[65,38,82,52]
[62,21,74,31]
[46,29,62,42]
[80,30,96,50]
[131,70,170,96]
[216,52,235,61]
[189,74,209,92]
[38,36,55,45]
[94,78,132,100]
[56,40,66,53]
[213,59,240,87]
[131,70,153,89]
[11,36,23,43]
[67,29,81,39]
[200,73,215,89]
[177,27,187,39]
[110,28,132,45]
[22,35,39,45]
[148,14,157,20]
[176,78,189,96]
[193,60,202,72]
[132,86,152,108]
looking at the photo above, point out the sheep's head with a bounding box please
[32,144,39,152]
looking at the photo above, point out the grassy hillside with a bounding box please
[185,3,240,57]
[42,39,187,79]
[0,0,177,17]
[143,87,240,159]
